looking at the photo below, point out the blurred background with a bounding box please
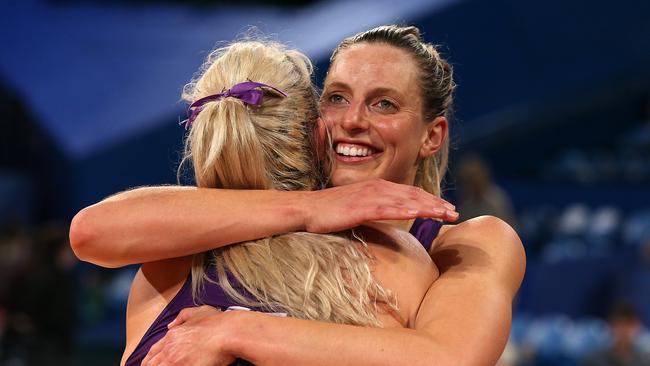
[1,0,649,364]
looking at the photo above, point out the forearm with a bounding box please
[69,186,308,267]
[227,312,453,366]
[226,218,522,366]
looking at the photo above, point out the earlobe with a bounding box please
[419,116,447,158]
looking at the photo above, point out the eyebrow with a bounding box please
[371,87,402,98]
[324,81,403,98]
[323,80,351,92]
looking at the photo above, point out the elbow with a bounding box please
[69,206,124,268]
[69,207,94,261]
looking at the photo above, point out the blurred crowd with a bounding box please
[0,221,76,365]
[0,221,130,365]
[454,154,650,366]
[542,123,650,185]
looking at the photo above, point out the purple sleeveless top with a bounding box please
[410,218,443,252]
[125,218,443,365]
[124,268,263,366]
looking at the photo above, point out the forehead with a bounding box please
[326,43,419,97]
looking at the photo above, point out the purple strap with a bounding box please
[179,81,287,129]
[409,218,443,253]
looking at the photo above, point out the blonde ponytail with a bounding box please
[180,40,397,327]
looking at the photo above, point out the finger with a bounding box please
[144,338,166,364]
[402,184,455,210]
[142,349,153,366]
[387,205,457,222]
[383,183,454,212]
[167,315,184,329]
[407,192,456,215]
[143,351,162,366]
[444,210,460,222]
[169,307,199,328]
[367,206,439,221]
[423,206,459,221]
[178,307,200,319]
[371,195,460,222]
[198,304,219,311]
[409,188,455,211]
[148,344,175,366]
[435,197,456,210]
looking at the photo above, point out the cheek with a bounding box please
[380,123,423,155]
[320,105,342,128]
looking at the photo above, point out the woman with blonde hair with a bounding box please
[72,25,524,365]
[116,37,453,366]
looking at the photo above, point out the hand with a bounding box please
[304,179,459,233]
[142,306,237,366]
[166,305,216,329]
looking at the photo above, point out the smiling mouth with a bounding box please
[335,143,377,157]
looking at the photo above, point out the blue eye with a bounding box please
[329,94,345,104]
[377,99,396,110]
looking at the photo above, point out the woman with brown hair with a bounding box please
[72,25,525,365]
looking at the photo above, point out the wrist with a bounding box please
[221,310,265,361]
[295,190,313,232]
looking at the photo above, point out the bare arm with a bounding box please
[143,215,525,365]
[69,180,457,268]
[145,308,456,366]
[69,186,308,268]
[414,215,526,364]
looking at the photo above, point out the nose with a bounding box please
[340,101,368,133]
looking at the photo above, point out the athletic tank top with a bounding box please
[125,218,443,365]
[410,218,443,253]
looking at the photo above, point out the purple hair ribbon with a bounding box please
[179,81,287,129]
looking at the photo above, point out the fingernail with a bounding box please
[447,210,459,218]
[445,203,455,210]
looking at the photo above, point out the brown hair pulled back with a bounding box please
[330,25,456,196]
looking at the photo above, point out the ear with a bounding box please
[419,116,447,158]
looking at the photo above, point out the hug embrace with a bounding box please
[70,24,525,366]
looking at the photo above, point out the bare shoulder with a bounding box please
[433,215,526,294]
[439,215,521,245]
[414,216,525,362]
[129,256,194,309]
[122,256,193,365]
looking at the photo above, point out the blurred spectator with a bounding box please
[581,302,650,366]
[642,235,650,266]
[456,153,517,227]
[1,222,77,365]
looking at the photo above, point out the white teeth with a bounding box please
[335,144,373,157]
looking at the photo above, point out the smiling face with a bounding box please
[320,42,441,187]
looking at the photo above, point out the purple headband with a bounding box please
[179,81,288,129]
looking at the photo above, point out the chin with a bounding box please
[330,171,377,187]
